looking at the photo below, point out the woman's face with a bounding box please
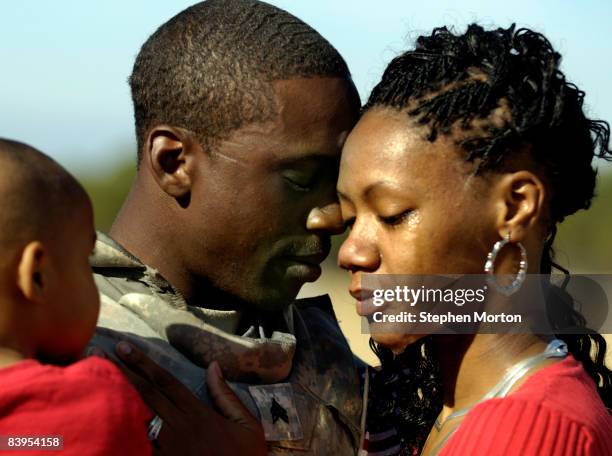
[337,108,500,352]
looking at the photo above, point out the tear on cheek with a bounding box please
[406,210,422,231]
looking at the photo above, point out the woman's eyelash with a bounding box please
[380,210,412,227]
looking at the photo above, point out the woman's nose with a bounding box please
[338,226,381,272]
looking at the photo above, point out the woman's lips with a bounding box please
[350,289,382,316]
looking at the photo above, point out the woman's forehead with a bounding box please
[339,109,473,191]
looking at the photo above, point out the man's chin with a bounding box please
[247,281,304,313]
[255,265,322,309]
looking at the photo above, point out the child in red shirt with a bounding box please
[0,139,152,455]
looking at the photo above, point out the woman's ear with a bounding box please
[144,125,199,200]
[17,241,48,303]
[494,170,547,241]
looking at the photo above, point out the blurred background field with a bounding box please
[2,0,611,366]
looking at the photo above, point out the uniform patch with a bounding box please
[248,383,303,441]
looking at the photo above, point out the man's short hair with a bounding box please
[130,0,356,161]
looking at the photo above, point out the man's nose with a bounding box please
[306,202,344,235]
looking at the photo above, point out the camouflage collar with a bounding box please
[91,231,145,269]
[92,231,189,310]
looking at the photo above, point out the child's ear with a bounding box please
[17,241,49,303]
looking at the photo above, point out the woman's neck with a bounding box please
[434,334,549,416]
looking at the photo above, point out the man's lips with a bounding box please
[283,251,328,266]
[278,252,327,282]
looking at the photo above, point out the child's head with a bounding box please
[0,138,99,364]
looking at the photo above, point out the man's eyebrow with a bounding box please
[274,153,339,167]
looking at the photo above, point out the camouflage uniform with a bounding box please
[91,233,363,455]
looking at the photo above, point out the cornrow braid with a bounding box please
[364,24,612,454]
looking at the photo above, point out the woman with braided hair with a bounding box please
[338,24,612,455]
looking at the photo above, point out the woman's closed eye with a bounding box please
[379,209,413,227]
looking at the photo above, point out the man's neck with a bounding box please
[111,186,255,316]
[110,179,195,299]
[109,179,292,331]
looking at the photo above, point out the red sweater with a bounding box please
[440,356,612,456]
[0,357,152,455]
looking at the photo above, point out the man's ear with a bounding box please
[17,241,48,303]
[493,170,547,241]
[145,126,199,199]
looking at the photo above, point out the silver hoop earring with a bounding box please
[484,232,528,296]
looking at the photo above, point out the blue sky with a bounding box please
[1,0,611,173]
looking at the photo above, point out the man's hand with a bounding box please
[113,341,267,456]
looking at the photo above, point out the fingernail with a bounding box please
[117,341,132,356]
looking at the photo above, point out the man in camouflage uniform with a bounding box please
[90,1,363,454]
